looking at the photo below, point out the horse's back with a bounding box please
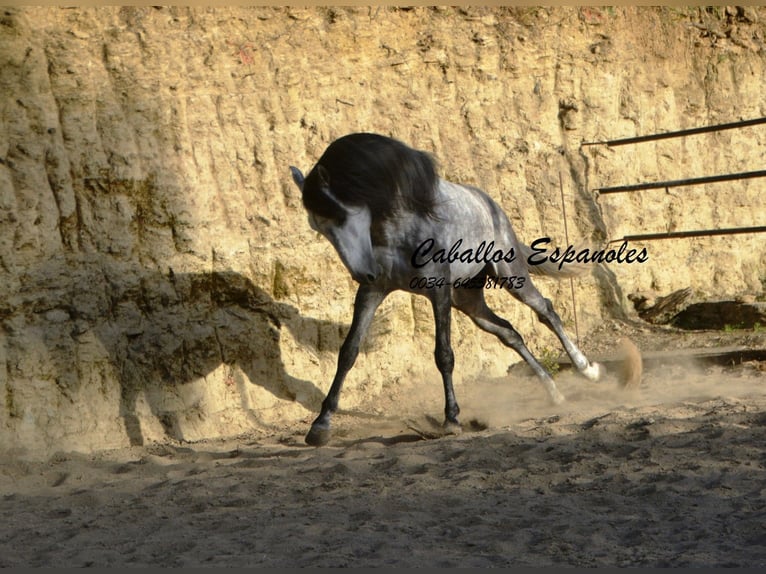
[436,179,518,246]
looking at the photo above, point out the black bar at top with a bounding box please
[582,116,766,147]
[596,169,766,194]
[610,225,766,243]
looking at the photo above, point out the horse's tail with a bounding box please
[519,243,592,278]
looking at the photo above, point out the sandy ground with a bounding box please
[2,328,766,567]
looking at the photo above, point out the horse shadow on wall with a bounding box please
[14,257,344,446]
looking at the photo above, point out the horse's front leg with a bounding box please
[305,285,387,446]
[429,286,460,432]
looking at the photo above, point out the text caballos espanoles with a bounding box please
[410,237,648,270]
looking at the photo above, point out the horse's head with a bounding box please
[290,165,381,285]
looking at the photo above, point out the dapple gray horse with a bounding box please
[290,133,602,446]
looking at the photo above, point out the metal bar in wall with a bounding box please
[596,169,766,194]
[609,225,766,243]
[581,116,766,147]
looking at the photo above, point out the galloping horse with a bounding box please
[290,133,602,446]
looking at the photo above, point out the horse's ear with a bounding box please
[289,166,305,189]
[317,164,330,186]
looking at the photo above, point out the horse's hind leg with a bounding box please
[453,287,565,404]
[510,276,603,383]
[429,286,461,430]
[305,285,387,446]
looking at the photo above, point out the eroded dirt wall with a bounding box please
[1,6,764,457]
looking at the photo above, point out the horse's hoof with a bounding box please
[305,425,331,447]
[550,389,566,405]
[443,420,462,436]
[582,361,604,382]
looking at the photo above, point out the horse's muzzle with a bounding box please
[353,265,382,285]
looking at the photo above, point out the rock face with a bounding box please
[1,6,765,457]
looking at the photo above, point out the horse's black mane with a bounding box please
[302,133,439,222]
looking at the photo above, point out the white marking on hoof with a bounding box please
[582,361,603,382]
